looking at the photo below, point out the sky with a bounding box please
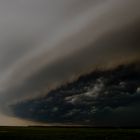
[0,0,139,126]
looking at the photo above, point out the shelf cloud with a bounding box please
[0,0,139,125]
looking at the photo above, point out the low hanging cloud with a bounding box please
[11,64,140,126]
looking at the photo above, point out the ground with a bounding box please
[0,126,140,140]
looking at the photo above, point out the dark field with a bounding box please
[0,127,140,140]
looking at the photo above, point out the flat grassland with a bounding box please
[0,126,140,140]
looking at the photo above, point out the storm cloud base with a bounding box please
[11,63,140,126]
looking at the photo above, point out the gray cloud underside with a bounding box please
[2,13,140,106]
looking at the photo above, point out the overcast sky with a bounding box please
[0,0,139,125]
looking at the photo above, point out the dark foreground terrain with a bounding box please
[0,126,140,140]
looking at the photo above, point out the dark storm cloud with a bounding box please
[11,64,140,126]
[0,0,140,125]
